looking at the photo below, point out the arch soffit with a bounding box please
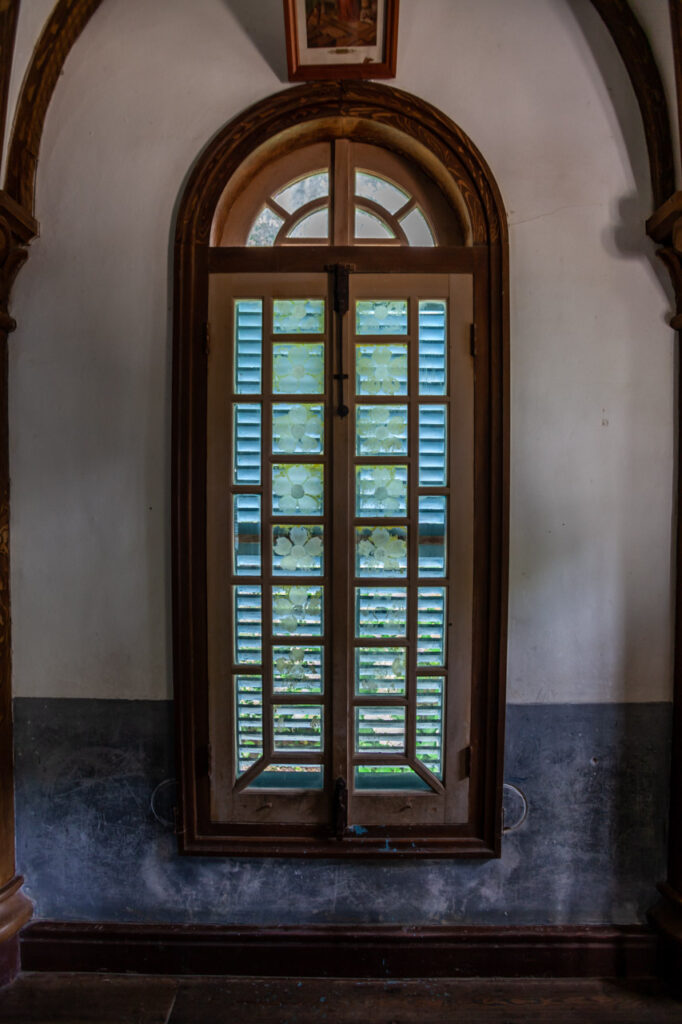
[2,0,675,227]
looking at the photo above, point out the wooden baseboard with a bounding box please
[20,921,657,979]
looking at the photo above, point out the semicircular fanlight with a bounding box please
[399,207,435,246]
[247,206,284,247]
[274,172,329,214]
[355,171,409,215]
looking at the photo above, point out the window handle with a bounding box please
[333,776,348,840]
[326,263,354,417]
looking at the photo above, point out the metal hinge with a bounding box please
[469,323,476,358]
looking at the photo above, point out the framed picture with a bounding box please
[284,0,399,81]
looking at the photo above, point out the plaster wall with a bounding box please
[7,0,675,704]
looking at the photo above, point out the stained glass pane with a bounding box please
[419,301,447,394]
[273,645,323,694]
[273,705,323,752]
[354,765,431,791]
[235,675,262,775]
[273,464,324,516]
[416,677,444,778]
[356,405,407,456]
[417,587,446,667]
[418,496,447,576]
[234,586,262,664]
[356,525,407,577]
[419,405,447,486]
[356,299,408,335]
[356,464,407,517]
[355,587,407,638]
[234,299,262,394]
[273,299,325,334]
[233,404,261,485]
[355,647,406,696]
[400,207,435,246]
[273,404,323,454]
[246,206,283,247]
[249,764,324,790]
[356,345,408,396]
[288,208,329,239]
[273,585,323,636]
[233,494,261,574]
[355,172,409,214]
[355,208,395,239]
[274,172,329,213]
[273,524,324,575]
[355,706,405,753]
[273,343,324,394]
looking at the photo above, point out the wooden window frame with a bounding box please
[172,83,509,857]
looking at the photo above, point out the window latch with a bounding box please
[333,776,348,840]
[326,263,355,417]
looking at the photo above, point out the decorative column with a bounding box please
[646,192,682,984]
[0,191,36,986]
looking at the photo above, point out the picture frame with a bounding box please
[283,0,399,81]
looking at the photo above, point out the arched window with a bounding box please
[173,85,508,856]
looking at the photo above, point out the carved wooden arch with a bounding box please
[2,0,674,222]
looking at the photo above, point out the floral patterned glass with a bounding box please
[274,172,329,214]
[356,405,408,456]
[272,464,324,516]
[417,587,446,667]
[273,299,324,334]
[273,524,324,575]
[273,705,323,752]
[355,647,406,696]
[233,494,261,574]
[272,585,323,636]
[355,345,408,396]
[356,464,407,517]
[273,645,323,694]
[355,587,407,638]
[272,404,323,454]
[233,586,262,664]
[234,300,262,394]
[235,675,263,775]
[355,525,407,577]
[355,706,405,753]
[273,343,324,394]
[356,299,408,335]
[233,404,261,485]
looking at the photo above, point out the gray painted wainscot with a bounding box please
[12,699,670,926]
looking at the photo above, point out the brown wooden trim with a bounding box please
[591,0,675,210]
[20,921,657,979]
[0,1,19,162]
[208,246,476,274]
[0,933,18,989]
[4,0,104,215]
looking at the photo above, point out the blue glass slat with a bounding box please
[418,405,447,486]
[416,676,444,778]
[418,300,447,395]
[235,675,263,775]
[234,586,262,664]
[235,300,262,393]
[233,494,261,574]
[233,404,261,485]
[418,496,447,576]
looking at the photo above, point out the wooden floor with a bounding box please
[0,974,680,1023]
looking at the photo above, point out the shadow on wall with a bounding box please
[222,0,290,82]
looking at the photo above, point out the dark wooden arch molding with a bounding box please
[3,0,104,215]
[173,80,509,855]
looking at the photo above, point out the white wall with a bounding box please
[7,0,675,703]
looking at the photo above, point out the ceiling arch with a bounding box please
[1,0,676,221]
